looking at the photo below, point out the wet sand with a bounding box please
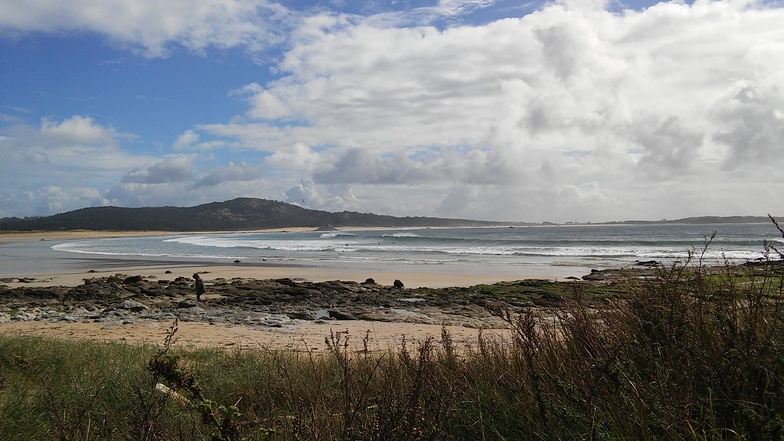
[0,229,577,289]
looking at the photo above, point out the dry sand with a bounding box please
[0,319,509,353]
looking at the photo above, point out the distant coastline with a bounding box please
[0,197,776,232]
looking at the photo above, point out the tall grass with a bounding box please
[2,240,784,439]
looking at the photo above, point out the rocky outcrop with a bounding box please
[0,272,623,329]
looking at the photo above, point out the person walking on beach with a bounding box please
[193,273,206,302]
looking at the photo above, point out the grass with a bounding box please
[2,247,784,439]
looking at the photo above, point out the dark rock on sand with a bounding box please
[0,269,643,329]
[582,269,606,281]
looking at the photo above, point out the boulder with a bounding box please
[581,270,606,281]
[123,275,143,285]
[120,300,148,312]
[177,299,199,309]
[328,309,356,320]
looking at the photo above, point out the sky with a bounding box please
[1,0,783,223]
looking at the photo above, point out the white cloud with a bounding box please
[122,156,194,184]
[0,0,292,57]
[266,142,323,172]
[173,129,200,150]
[4,1,784,221]
[0,115,146,173]
[194,0,784,221]
[0,115,153,216]
[195,161,264,187]
[283,180,358,212]
[0,186,107,218]
[39,115,115,144]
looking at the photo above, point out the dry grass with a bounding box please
[3,241,784,439]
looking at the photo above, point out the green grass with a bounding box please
[3,257,784,440]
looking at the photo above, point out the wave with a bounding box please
[382,232,422,238]
[48,224,776,267]
[319,232,357,239]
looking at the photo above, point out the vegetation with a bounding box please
[2,246,784,439]
[0,197,508,231]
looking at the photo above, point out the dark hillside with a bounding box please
[0,198,504,231]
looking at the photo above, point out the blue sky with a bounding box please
[1,0,783,222]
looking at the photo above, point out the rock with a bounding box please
[393,279,404,289]
[288,311,316,320]
[362,278,377,285]
[123,275,144,285]
[533,293,564,306]
[328,309,356,320]
[120,300,148,312]
[581,270,606,281]
[177,299,199,308]
[635,260,661,267]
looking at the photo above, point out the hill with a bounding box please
[0,198,506,231]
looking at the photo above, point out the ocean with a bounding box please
[49,222,783,277]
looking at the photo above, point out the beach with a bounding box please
[0,229,571,289]
[4,224,759,352]
[0,229,531,351]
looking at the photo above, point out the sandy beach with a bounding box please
[0,319,507,353]
[0,229,527,350]
[0,228,568,289]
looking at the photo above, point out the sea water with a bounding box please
[50,223,783,274]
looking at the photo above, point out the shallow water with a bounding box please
[42,222,781,276]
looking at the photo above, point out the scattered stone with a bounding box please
[1,272,635,330]
[288,311,316,320]
[120,300,148,312]
[177,299,199,309]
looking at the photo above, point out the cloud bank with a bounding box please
[2,0,783,222]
